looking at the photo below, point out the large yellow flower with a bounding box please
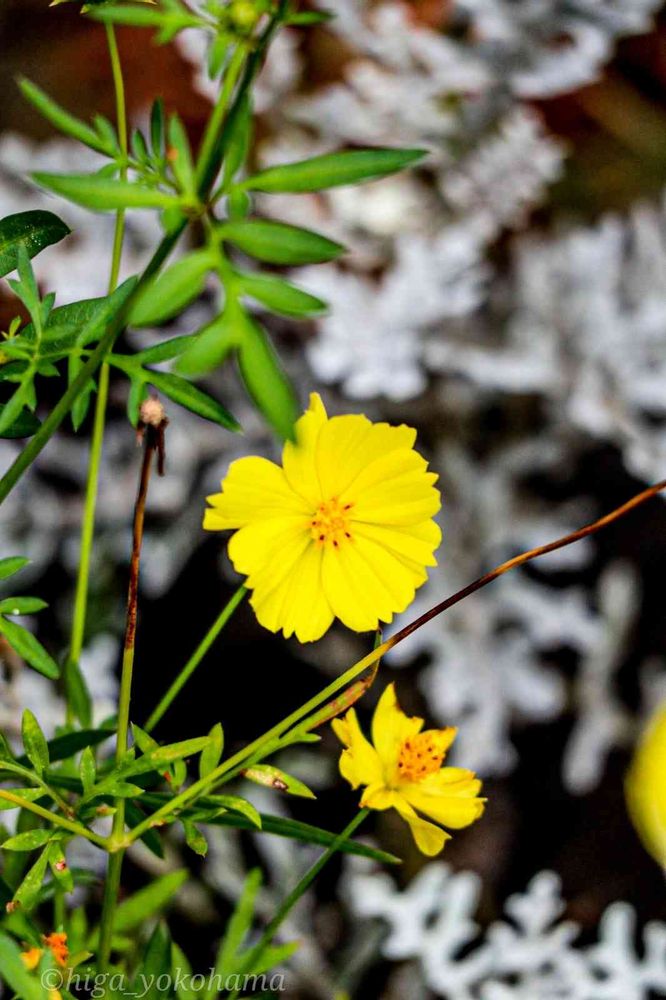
[333,683,485,855]
[626,702,666,868]
[204,393,441,642]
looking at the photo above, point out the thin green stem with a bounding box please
[66,26,128,722]
[96,850,123,972]
[226,810,368,999]
[145,585,247,733]
[0,789,106,847]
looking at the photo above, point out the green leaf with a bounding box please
[2,828,53,851]
[15,726,112,768]
[167,114,195,196]
[111,870,187,935]
[124,801,164,860]
[122,736,213,777]
[0,556,29,581]
[219,219,345,265]
[238,271,327,318]
[222,93,252,188]
[150,98,165,158]
[32,172,180,212]
[146,371,240,431]
[68,353,96,431]
[0,597,47,616]
[183,820,207,857]
[13,846,50,912]
[63,657,93,728]
[237,318,298,440]
[90,3,202,42]
[0,210,70,279]
[0,616,59,680]
[134,333,199,366]
[211,794,261,829]
[21,709,50,776]
[22,296,109,355]
[211,869,261,983]
[0,381,35,439]
[242,764,315,799]
[140,924,172,1000]
[176,313,238,377]
[19,78,116,156]
[127,376,149,428]
[47,842,74,894]
[0,403,41,440]
[79,747,96,795]
[0,932,46,1000]
[199,723,223,780]
[242,147,427,193]
[129,250,213,327]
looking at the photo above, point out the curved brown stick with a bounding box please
[386,478,666,652]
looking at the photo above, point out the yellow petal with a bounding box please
[248,543,334,641]
[361,783,398,810]
[354,519,441,569]
[351,466,441,525]
[228,517,309,583]
[282,392,328,507]
[402,780,485,830]
[316,416,416,500]
[333,708,383,789]
[351,533,432,607]
[394,798,450,856]
[371,683,423,774]
[21,948,42,971]
[204,456,308,530]
[626,702,666,867]
[321,542,385,632]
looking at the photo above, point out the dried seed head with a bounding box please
[139,396,167,428]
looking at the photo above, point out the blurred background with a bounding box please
[2,1,666,996]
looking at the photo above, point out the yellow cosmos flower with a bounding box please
[626,702,666,868]
[332,683,485,855]
[204,393,441,642]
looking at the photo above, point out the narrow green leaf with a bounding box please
[79,747,96,795]
[176,313,238,377]
[21,709,50,776]
[146,371,240,431]
[0,556,29,581]
[111,870,187,935]
[183,820,207,857]
[242,764,315,799]
[20,78,115,155]
[47,842,74,894]
[32,172,180,211]
[134,333,199,365]
[238,272,327,318]
[127,376,148,428]
[0,616,59,679]
[0,402,40,440]
[222,94,252,188]
[219,219,345,265]
[199,723,223,780]
[129,250,212,327]
[0,597,47,616]
[0,381,34,438]
[0,932,47,1000]
[212,794,261,829]
[2,828,52,851]
[15,727,112,768]
[0,789,43,812]
[242,147,427,193]
[0,210,70,279]
[167,114,195,196]
[212,869,261,983]
[237,318,298,440]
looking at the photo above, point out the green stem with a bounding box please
[66,26,128,722]
[0,789,106,847]
[226,810,368,1000]
[126,640,385,844]
[145,585,247,733]
[96,850,123,973]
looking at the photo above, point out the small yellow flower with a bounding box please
[626,702,666,868]
[20,947,42,971]
[20,932,69,972]
[204,393,441,642]
[333,683,485,855]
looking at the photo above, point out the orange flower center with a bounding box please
[397,731,449,783]
[310,497,354,548]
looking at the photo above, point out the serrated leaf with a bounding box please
[242,147,426,193]
[0,597,47,616]
[129,250,213,327]
[237,318,298,440]
[0,210,70,279]
[32,172,180,211]
[146,370,240,431]
[238,272,327,318]
[199,723,223,780]
[219,219,345,265]
[21,709,49,776]
[242,764,315,799]
[2,828,53,851]
[0,557,29,581]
